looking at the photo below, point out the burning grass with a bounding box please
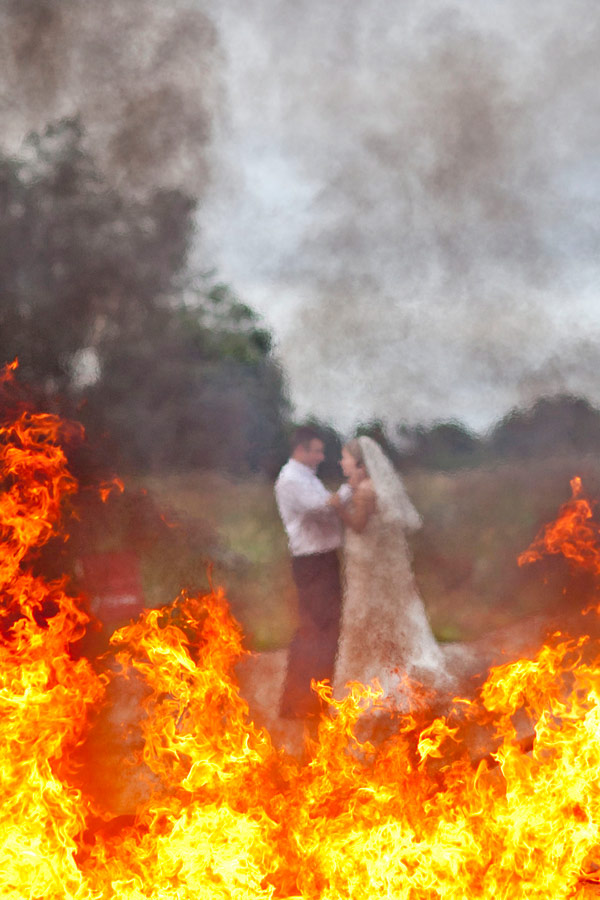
[4,401,600,897]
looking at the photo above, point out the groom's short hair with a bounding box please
[291,425,323,451]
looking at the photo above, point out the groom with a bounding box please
[275,426,343,718]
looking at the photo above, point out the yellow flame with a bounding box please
[2,400,600,897]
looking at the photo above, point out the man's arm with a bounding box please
[329,481,375,533]
[275,473,335,522]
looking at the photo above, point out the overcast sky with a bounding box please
[2,0,600,436]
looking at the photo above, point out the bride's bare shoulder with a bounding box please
[356,478,376,501]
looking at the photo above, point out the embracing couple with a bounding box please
[275,425,447,719]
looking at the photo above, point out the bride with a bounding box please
[329,436,449,707]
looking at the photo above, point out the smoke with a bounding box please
[0,0,218,195]
[199,0,600,432]
[2,0,600,431]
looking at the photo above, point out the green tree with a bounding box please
[0,117,193,398]
[487,395,600,460]
[91,283,290,473]
[396,421,482,471]
[0,118,290,475]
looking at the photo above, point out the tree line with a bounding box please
[395,394,600,471]
[306,393,600,482]
[0,118,290,477]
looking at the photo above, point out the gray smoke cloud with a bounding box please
[2,0,600,433]
[199,0,600,432]
[0,0,218,195]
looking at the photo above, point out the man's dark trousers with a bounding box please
[279,549,342,718]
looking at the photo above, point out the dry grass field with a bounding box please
[136,453,600,652]
[139,470,297,650]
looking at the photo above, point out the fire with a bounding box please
[3,396,600,897]
[518,476,600,578]
[0,410,105,897]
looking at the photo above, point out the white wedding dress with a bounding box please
[333,437,449,708]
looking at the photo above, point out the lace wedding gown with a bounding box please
[333,437,448,707]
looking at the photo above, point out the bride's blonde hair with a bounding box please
[344,438,365,468]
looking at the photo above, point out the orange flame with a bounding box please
[518,476,600,578]
[99,477,125,503]
[3,399,600,897]
[0,356,19,383]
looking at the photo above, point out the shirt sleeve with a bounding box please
[336,483,352,504]
[275,472,334,522]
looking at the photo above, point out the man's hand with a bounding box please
[328,493,343,510]
[329,484,351,511]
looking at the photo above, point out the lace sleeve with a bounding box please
[358,436,422,530]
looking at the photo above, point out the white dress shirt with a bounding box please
[274,458,343,556]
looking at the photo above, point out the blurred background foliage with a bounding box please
[3,118,600,652]
[0,117,290,477]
